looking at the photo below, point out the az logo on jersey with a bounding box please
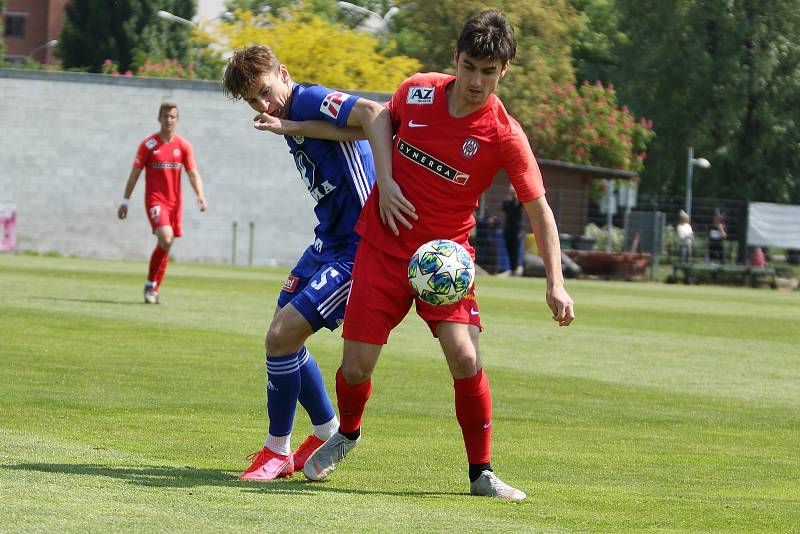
[407,86,434,104]
[145,138,158,149]
[320,91,351,119]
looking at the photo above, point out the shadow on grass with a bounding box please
[1,463,461,498]
[31,297,140,306]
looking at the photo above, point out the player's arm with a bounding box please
[254,112,366,141]
[118,166,142,220]
[524,195,575,326]
[346,99,416,235]
[186,169,208,212]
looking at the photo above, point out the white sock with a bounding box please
[313,416,340,441]
[265,433,291,456]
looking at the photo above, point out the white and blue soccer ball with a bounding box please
[408,239,475,306]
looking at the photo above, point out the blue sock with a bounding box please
[297,347,336,425]
[266,351,301,437]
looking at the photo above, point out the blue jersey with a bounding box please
[285,83,376,253]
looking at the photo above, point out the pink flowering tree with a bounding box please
[100,58,195,79]
[530,81,655,174]
[136,58,195,79]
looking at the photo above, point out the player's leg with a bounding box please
[303,340,382,481]
[437,321,525,501]
[279,259,355,469]
[144,205,173,304]
[242,251,342,479]
[240,302,312,481]
[304,241,411,481]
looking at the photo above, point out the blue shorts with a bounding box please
[277,243,357,332]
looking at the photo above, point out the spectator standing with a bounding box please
[502,185,524,275]
[676,209,694,264]
[708,209,727,263]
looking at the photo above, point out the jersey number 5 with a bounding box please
[310,267,340,290]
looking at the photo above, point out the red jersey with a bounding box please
[356,72,545,259]
[133,133,196,207]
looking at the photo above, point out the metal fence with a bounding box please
[473,186,755,276]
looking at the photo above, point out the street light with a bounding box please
[156,10,197,28]
[685,146,710,219]
[28,39,58,57]
[337,1,398,34]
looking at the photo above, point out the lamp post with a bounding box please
[685,146,710,219]
[28,39,58,62]
[156,10,197,28]
[337,1,398,35]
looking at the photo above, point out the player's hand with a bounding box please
[197,196,208,212]
[377,176,417,236]
[546,284,575,327]
[253,113,293,135]
[117,204,128,220]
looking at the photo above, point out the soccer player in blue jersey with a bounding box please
[222,45,393,480]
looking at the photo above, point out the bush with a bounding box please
[584,223,625,251]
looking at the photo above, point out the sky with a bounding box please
[196,0,227,21]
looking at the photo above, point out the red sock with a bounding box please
[454,368,492,464]
[336,367,372,433]
[147,245,169,289]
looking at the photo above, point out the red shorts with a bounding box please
[342,239,482,345]
[146,202,183,237]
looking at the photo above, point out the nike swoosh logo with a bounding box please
[408,120,428,128]
[470,308,480,316]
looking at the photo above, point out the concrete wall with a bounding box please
[0,69,386,266]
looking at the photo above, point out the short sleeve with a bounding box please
[133,140,150,169]
[182,139,197,171]
[386,78,412,134]
[501,120,545,202]
[292,85,360,127]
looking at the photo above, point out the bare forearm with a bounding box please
[292,120,366,141]
[526,196,564,288]
[254,113,366,141]
[187,170,205,199]
[344,100,394,181]
[122,168,142,199]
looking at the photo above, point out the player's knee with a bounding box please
[265,322,285,355]
[449,352,479,376]
[340,359,372,384]
[265,319,304,355]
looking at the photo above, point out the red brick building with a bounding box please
[2,0,67,65]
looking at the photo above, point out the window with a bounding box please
[4,13,26,38]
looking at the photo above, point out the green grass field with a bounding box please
[1,254,798,532]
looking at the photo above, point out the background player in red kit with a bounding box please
[257,10,574,500]
[117,102,208,304]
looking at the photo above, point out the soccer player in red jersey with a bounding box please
[117,103,208,304]
[256,10,574,500]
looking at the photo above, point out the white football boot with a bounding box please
[470,470,527,501]
[303,432,360,481]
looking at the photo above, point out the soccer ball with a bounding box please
[408,239,475,306]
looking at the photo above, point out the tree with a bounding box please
[59,0,196,73]
[199,3,420,92]
[389,0,579,129]
[568,0,627,85]
[579,0,800,203]
[530,81,654,173]
[0,0,5,64]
